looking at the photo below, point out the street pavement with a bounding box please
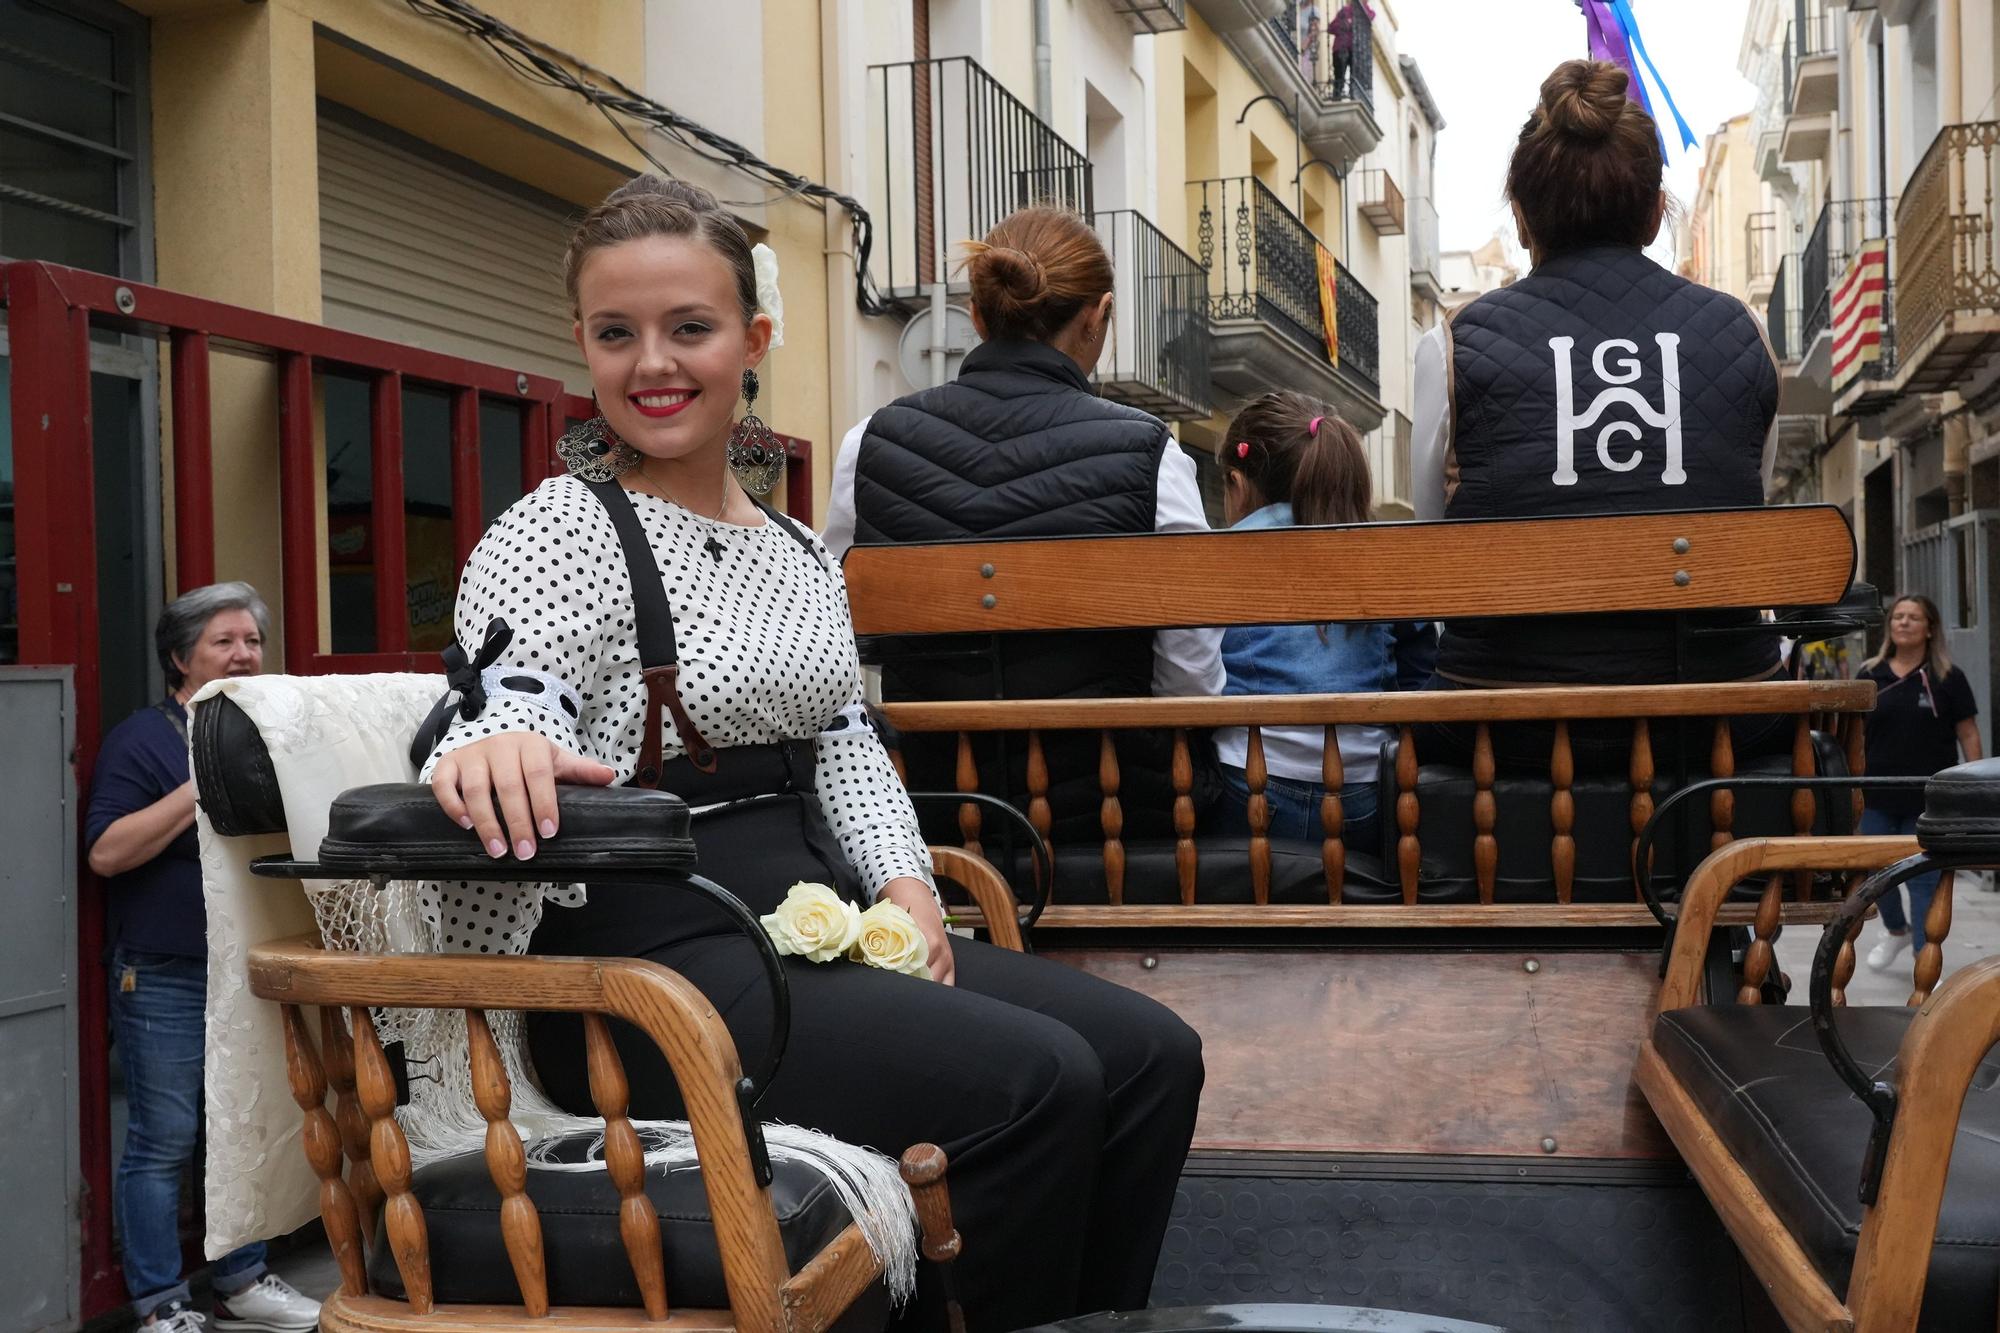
[1775,868,2000,1006]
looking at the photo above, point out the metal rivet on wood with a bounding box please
[1672,537,1690,554]
[979,563,995,578]
[981,593,997,609]
[1674,570,1692,587]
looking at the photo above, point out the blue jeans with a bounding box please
[1858,809,1943,954]
[1215,765,1380,852]
[109,947,266,1315]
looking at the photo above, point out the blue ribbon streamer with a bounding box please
[1608,0,1698,151]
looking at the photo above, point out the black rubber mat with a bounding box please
[1155,1169,1771,1333]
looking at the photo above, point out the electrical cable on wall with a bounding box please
[400,0,895,316]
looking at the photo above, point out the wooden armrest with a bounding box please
[1656,836,1916,1013]
[929,845,1025,953]
[1847,954,2000,1328]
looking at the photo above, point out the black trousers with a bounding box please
[527,879,1203,1333]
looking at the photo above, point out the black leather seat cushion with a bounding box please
[1919,756,2000,859]
[316,783,696,877]
[1653,1005,2000,1327]
[368,1128,886,1323]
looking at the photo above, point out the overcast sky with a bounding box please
[1395,0,1759,267]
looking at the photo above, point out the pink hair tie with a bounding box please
[1308,416,1324,437]
[1235,441,1251,459]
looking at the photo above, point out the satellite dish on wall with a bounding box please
[897,303,981,389]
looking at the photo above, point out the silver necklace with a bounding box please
[635,468,733,561]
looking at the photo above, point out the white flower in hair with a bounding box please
[752,241,785,347]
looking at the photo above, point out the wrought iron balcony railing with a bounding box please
[1768,252,1799,364]
[1270,0,1374,110]
[1896,122,2000,385]
[1782,2,1832,116]
[1092,210,1214,421]
[1801,197,1894,350]
[1189,176,1378,389]
[867,56,1094,304]
[1746,210,1778,289]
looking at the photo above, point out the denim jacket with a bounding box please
[1215,503,1436,783]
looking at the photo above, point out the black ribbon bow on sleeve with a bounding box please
[408,618,515,769]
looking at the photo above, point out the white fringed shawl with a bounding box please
[194,673,917,1298]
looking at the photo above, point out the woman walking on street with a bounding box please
[1861,593,1984,972]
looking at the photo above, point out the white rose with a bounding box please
[760,882,859,962]
[849,899,931,979]
[752,242,785,347]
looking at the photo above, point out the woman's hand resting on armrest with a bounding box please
[879,876,956,986]
[430,732,618,861]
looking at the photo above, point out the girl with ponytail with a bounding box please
[1210,392,1435,849]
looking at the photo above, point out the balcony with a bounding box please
[1355,168,1404,235]
[1103,0,1188,33]
[1222,0,1383,169]
[1799,197,1894,380]
[1409,194,1443,301]
[1891,123,2000,397]
[1779,11,1835,162]
[1746,210,1778,305]
[1091,210,1214,421]
[1189,176,1384,428]
[866,57,1094,307]
[1187,0,1287,30]
[1785,4,1838,116]
[1767,253,1830,415]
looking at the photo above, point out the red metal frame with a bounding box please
[0,258,819,1320]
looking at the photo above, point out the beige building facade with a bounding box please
[1693,0,2000,715]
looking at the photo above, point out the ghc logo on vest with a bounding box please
[1548,334,1685,487]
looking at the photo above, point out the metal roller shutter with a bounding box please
[317,117,590,392]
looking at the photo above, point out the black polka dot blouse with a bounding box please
[428,474,934,898]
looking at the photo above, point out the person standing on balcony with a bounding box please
[87,584,322,1333]
[822,205,1224,847]
[1206,392,1435,851]
[1410,60,1781,769]
[1329,0,1374,102]
[1859,594,1983,972]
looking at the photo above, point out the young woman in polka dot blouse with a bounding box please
[423,177,1203,1333]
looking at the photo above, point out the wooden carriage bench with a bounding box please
[843,505,1904,1327]
[1637,761,2000,1331]
[843,505,1875,929]
[189,687,1012,1333]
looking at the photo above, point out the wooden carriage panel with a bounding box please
[844,507,1857,636]
[1052,948,1674,1160]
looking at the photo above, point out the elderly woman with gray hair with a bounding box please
[86,583,319,1333]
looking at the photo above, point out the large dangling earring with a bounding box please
[726,369,784,495]
[556,413,640,483]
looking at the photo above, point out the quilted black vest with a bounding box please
[1439,245,1780,685]
[854,338,1180,842]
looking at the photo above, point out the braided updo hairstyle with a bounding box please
[1505,59,1665,257]
[562,173,760,323]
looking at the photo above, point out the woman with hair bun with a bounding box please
[424,176,1203,1332]
[1411,60,1783,764]
[824,205,1223,842]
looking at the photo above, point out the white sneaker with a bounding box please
[146,1300,208,1333]
[213,1276,321,1333]
[1865,933,1910,972]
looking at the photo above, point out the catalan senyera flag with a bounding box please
[1315,242,1340,367]
[1831,238,1888,390]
